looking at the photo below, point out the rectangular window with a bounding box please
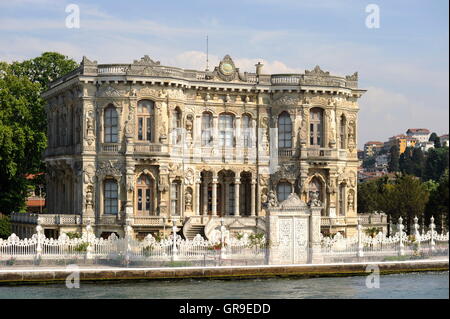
[201,114,212,146]
[277,183,291,202]
[219,114,234,147]
[104,180,118,215]
[171,183,180,216]
[145,189,151,210]
[138,117,143,140]
[228,184,235,215]
[137,189,143,211]
[146,117,152,141]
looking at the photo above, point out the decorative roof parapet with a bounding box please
[80,56,98,75]
[46,55,361,91]
[305,65,330,76]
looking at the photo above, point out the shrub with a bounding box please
[74,242,89,252]
[65,232,81,239]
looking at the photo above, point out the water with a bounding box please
[0,271,447,299]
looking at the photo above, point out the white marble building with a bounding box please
[11,55,367,239]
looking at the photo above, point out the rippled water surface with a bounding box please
[0,271,447,299]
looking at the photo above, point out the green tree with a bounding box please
[10,52,78,89]
[399,147,414,175]
[388,145,400,172]
[357,176,389,214]
[411,147,425,178]
[425,169,449,233]
[429,132,441,148]
[0,215,11,239]
[388,175,430,233]
[0,53,77,214]
[424,147,449,181]
[362,156,376,169]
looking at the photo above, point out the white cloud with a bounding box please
[358,86,449,147]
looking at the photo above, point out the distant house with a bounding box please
[440,134,449,147]
[25,173,45,213]
[415,141,435,152]
[363,141,384,158]
[375,153,389,169]
[406,128,431,143]
[358,170,391,183]
[384,134,417,154]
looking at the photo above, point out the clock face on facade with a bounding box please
[220,62,234,75]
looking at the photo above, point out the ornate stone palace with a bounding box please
[12,54,369,239]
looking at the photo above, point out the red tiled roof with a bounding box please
[406,128,430,134]
[25,172,44,180]
[26,198,45,207]
[364,141,384,145]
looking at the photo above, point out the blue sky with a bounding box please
[0,0,448,147]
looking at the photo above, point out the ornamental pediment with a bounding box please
[127,55,161,76]
[273,95,300,106]
[97,85,123,97]
[305,65,330,76]
[209,55,252,83]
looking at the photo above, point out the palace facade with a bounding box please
[12,54,368,239]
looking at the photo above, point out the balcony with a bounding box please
[271,74,301,86]
[132,216,175,226]
[11,212,81,226]
[101,143,120,153]
[278,148,295,158]
[134,143,164,155]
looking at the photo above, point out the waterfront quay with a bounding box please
[0,259,447,285]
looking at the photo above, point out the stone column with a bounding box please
[251,179,256,216]
[212,173,218,216]
[195,179,201,216]
[234,178,240,217]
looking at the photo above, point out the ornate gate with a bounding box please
[278,216,309,264]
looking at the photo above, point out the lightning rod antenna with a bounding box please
[206,35,209,72]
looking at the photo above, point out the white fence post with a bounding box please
[220,217,227,259]
[35,221,44,260]
[171,219,179,261]
[124,220,133,265]
[357,221,364,257]
[430,216,436,252]
[398,217,405,256]
[413,216,421,252]
[85,221,94,260]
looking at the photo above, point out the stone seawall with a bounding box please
[0,259,447,285]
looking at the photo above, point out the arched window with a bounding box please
[104,105,118,143]
[137,100,154,142]
[201,112,212,146]
[170,181,181,216]
[136,174,153,215]
[277,182,292,202]
[172,107,182,144]
[242,114,252,147]
[340,115,346,149]
[219,113,235,147]
[104,179,118,215]
[278,112,292,148]
[310,108,323,147]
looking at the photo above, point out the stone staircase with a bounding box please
[183,224,205,240]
